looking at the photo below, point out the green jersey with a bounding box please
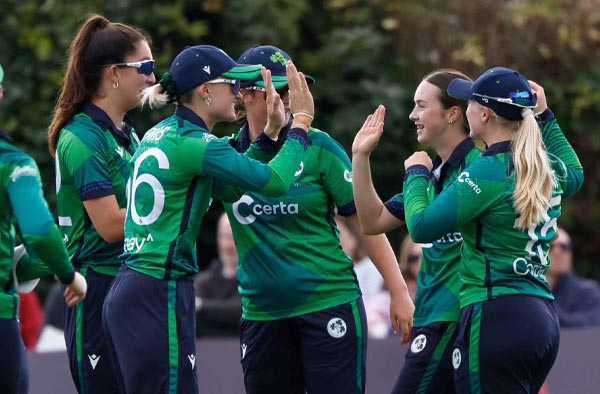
[225,123,361,321]
[385,139,482,326]
[404,111,583,308]
[122,107,309,280]
[55,103,138,275]
[1,130,74,319]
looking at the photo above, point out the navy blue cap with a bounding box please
[168,45,262,94]
[447,67,536,121]
[237,45,315,89]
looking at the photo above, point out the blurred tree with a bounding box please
[0,0,598,278]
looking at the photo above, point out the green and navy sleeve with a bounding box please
[200,128,309,201]
[537,109,584,196]
[59,121,115,200]
[403,158,506,243]
[312,130,355,215]
[7,156,74,283]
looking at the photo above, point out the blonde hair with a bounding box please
[141,84,170,109]
[510,112,554,229]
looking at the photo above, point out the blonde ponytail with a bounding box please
[511,113,554,229]
[141,83,170,109]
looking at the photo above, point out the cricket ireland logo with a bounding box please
[270,51,288,66]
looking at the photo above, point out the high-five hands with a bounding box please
[262,67,286,139]
[352,105,386,157]
[287,61,314,131]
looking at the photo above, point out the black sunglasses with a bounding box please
[100,60,155,76]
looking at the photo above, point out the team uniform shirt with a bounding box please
[55,103,138,276]
[385,139,482,326]
[122,106,309,281]
[0,129,74,319]
[403,110,584,308]
[225,122,361,321]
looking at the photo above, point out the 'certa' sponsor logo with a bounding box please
[457,172,481,194]
[232,195,299,224]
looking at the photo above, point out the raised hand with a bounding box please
[528,80,548,114]
[352,105,386,157]
[287,61,314,129]
[262,67,285,139]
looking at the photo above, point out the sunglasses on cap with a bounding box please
[100,60,155,76]
[472,90,536,109]
[205,78,241,95]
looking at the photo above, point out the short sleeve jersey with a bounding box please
[404,114,583,308]
[122,107,308,281]
[55,103,138,273]
[386,139,482,326]
[224,124,361,321]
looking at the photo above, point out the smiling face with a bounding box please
[409,81,451,149]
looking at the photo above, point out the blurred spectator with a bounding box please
[195,212,242,338]
[546,227,600,328]
[336,215,384,297]
[363,233,423,338]
[397,234,422,302]
[18,291,44,350]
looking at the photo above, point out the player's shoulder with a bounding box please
[460,154,507,181]
[307,127,346,153]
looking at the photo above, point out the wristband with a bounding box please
[292,111,314,121]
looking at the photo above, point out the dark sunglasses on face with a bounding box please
[550,242,571,252]
[100,60,155,76]
[244,85,289,97]
[206,78,241,95]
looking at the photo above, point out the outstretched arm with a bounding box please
[352,105,404,234]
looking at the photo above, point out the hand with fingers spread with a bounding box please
[63,272,87,307]
[352,105,386,157]
[286,61,314,130]
[262,67,286,139]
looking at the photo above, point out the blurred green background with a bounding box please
[1,0,598,295]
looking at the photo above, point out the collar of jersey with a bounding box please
[175,105,209,131]
[432,137,475,169]
[82,102,133,145]
[483,140,511,156]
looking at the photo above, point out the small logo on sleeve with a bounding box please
[343,170,352,183]
[457,171,481,194]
